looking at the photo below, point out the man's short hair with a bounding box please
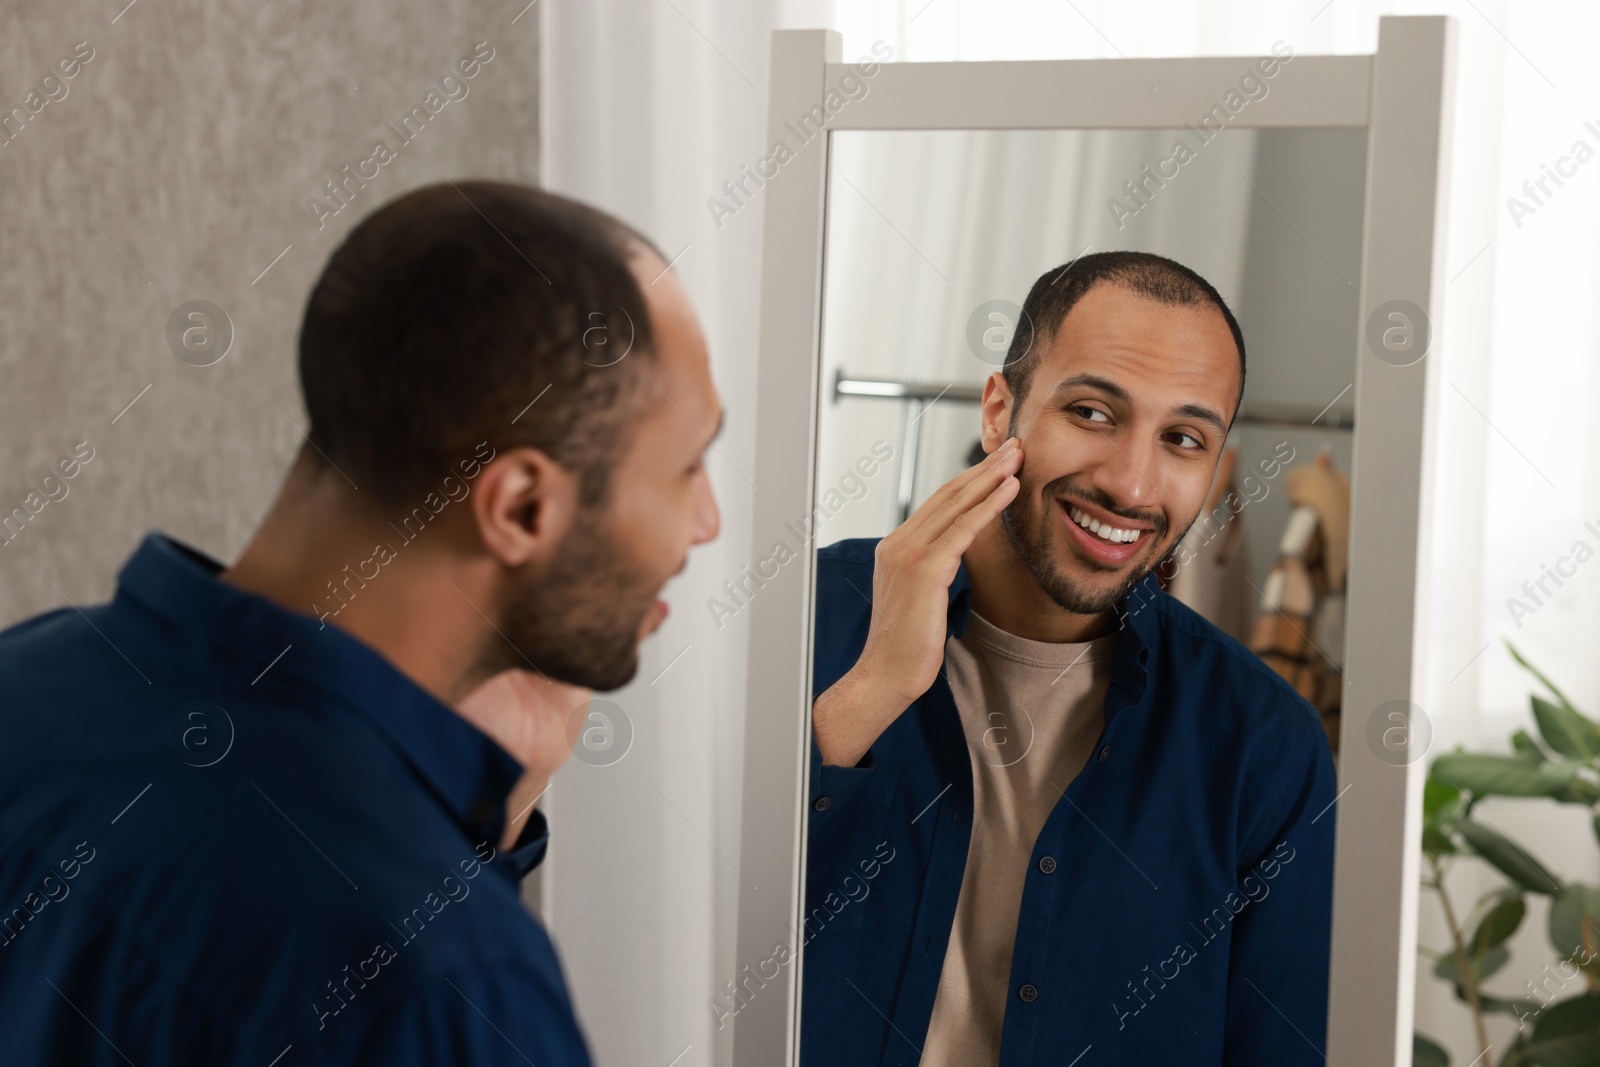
[299,180,664,510]
[1002,251,1247,425]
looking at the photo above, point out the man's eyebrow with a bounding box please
[1172,402,1229,437]
[1053,373,1129,405]
[1052,373,1228,438]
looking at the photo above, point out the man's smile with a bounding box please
[1056,495,1156,567]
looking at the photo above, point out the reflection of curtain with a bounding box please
[825,126,1262,370]
[818,127,1258,538]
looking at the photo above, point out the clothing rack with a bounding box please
[832,371,1355,522]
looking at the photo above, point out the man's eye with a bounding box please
[1169,432,1202,450]
[1070,404,1109,423]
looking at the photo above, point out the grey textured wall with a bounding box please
[0,0,539,621]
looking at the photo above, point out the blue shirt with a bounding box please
[0,533,591,1066]
[803,537,1336,1067]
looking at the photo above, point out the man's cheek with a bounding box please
[1016,468,1048,524]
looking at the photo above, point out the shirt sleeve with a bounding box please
[805,724,901,938]
[808,548,887,813]
[1220,708,1338,1067]
[808,717,900,848]
[351,961,593,1067]
[805,545,904,926]
[809,717,879,793]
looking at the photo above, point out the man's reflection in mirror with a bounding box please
[803,252,1336,1067]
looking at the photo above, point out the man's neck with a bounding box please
[961,521,1119,644]
[224,463,556,843]
[219,464,489,706]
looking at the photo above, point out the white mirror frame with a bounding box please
[734,18,1456,1067]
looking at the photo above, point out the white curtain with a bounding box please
[816,126,1260,542]
[541,1,1597,1064]
[539,3,830,1066]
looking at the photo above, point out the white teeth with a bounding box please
[1069,505,1141,544]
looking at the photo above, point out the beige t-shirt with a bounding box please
[919,610,1117,1067]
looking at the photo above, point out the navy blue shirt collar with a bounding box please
[115,532,531,855]
[945,551,1157,707]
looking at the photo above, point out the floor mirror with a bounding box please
[735,18,1456,1066]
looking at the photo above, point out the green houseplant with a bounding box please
[1414,642,1600,1066]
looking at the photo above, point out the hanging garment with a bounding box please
[1248,451,1350,755]
[1160,446,1257,644]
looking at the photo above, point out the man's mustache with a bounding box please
[1045,481,1168,539]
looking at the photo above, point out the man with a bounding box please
[0,182,723,1064]
[802,252,1336,1066]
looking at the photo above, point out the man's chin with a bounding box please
[562,657,635,694]
[1003,502,1159,615]
[529,634,643,694]
[1046,552,1158,614]
[639,601,668,640]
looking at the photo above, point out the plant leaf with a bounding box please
[1549,885,1600,961]
[1423,826,1457,858]
[1532,696,1600,762]
[1413,1032,1451,1067]
[1423,776,1468,858]
[1531,995,1600,1044]
[1458,820,1563,896]
[1507,640,1582,715]
[1433,755,1580,796]
[1435,943,1511,986]
[1472,896,1527,955]
[1432,754,1581,798]
[1480,943,1511,982]
[1553,777,1600,806]
[1512,728,1550,765]
[1425,777,1466,820]
[1481,993,1545,1017]
[1513,1032,1600,1067]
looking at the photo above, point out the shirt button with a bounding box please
[813,795,831,811]
[1037,856,1056,874]
[1018,983,1038,1003]
[1098,746,1111,761]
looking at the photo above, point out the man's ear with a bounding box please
[469,446,581,568]
[979,371,1015,454]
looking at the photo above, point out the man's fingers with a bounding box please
[933,472,1019,558]
[900,437,1019,541]
[914,442,1021,547]
[904,440,1018,542]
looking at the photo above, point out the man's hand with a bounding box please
[456,669,592,848]
[813,437,1022,767]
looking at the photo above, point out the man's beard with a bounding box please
[484,505,657,692]
[998,473,1178,617]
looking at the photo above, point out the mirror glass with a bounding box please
[802,125,1366,1064]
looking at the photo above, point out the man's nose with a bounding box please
[692,472,721,545]
[1088,432,1155,510]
